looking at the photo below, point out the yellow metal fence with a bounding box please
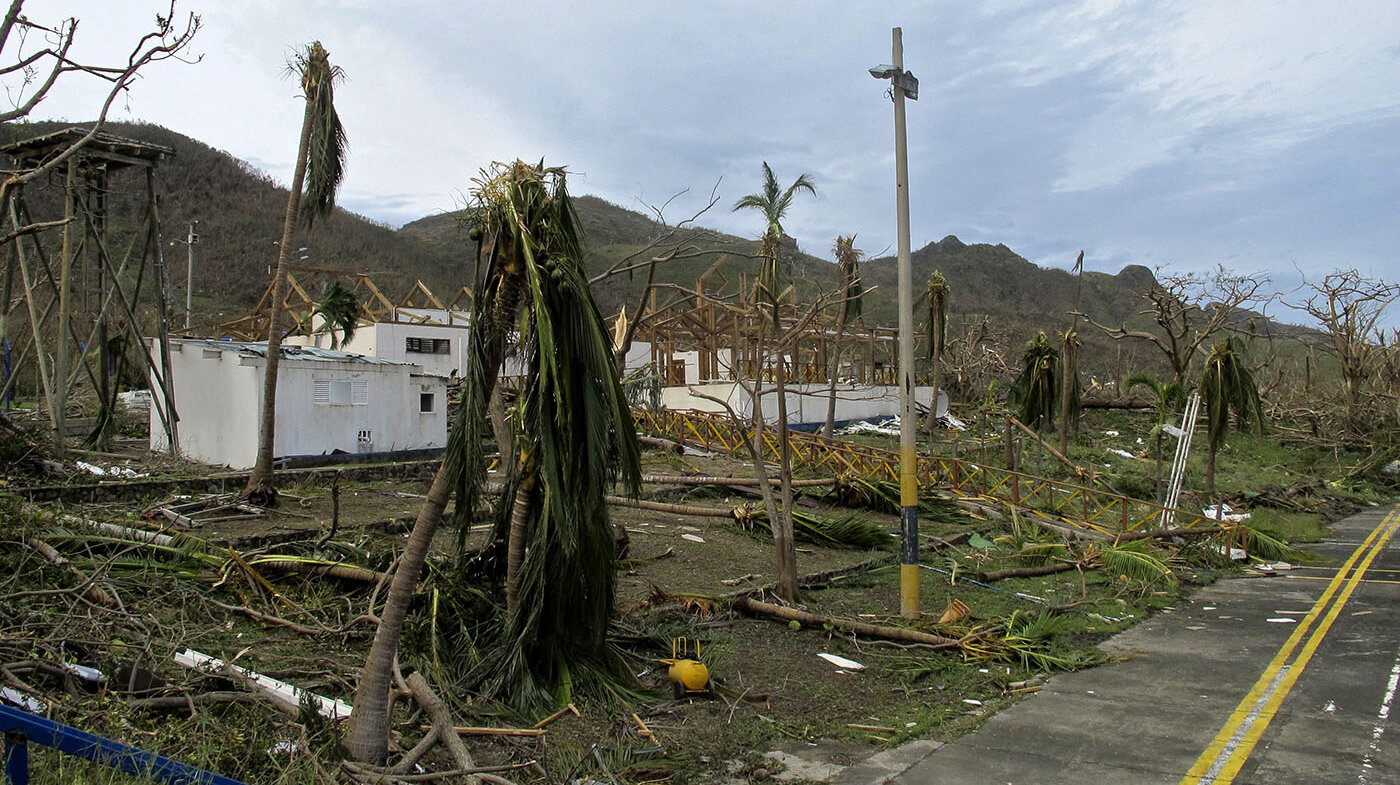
[634,408,1212,537]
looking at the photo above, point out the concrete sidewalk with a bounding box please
[820,502,1400,785]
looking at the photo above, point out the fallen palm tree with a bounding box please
[641,474,835,488]
[732,595,965,648]
[604,495,891,549]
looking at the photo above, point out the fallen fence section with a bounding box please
[0,703,247,785]
[635,408,1213,536]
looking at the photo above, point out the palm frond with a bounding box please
[924,271,949,360]
[1239,526,1314,563]
[292,41,347,228]
[443,160,641,712]
[1095,540,1177,586]
[1009,331,1060,430]
[314,280,360,349]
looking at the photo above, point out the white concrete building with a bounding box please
[149,338,448,469]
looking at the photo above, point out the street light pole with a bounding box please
[185,221,198,330]
[872,27,921,619]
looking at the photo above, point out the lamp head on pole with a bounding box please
[869,64,918,101]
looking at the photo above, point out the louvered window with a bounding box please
[313,379,368,405]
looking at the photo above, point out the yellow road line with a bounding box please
[1180,506,1400,784]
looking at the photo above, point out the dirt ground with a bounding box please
[4,421,1208,784]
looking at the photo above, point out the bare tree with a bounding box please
[1076,266,1272,388]
[0,1,201,234]
[1288,270,1399,433]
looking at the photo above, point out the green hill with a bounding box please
[2,120,1304,384]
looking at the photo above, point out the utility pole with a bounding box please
[871,27,921,619]
[185,221,198,330]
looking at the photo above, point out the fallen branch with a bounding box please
[604,495,733,518]
[247,556,389,585]
[1115,524,1226,543]
[732,596,961,648]
[24,537,119,608]
[641,474,834,488]
[127,691,261,713]
[971,563,1078,583]
[532,703,579,729]
[406,671,480,783]
[639,435,684,453]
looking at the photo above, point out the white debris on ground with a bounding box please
[75,461,148,479]
[817,652,865,671]
[1203,503,1251,523]
[117,389,152,412]
[1107,448,1137,459]
[839,418,901,436]
[838,411,965,436]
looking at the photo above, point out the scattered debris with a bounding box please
[938,599,971,625]
[1203,504,1251,523]
[817,653,865,671]
[75,460,147,479]
[532,703,579,729]
[174,648,352,720]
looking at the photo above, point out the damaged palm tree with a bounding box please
[1010,331,1061,433]
[733,162,816,602]
[1201,337,1264,495]
[347,160,639,763]
[823,235,864,437]
[243,41,348,506]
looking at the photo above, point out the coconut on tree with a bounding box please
[242,41,347,505]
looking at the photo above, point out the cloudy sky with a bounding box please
[16,0,1400,324]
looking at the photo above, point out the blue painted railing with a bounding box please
[1,704,247,785]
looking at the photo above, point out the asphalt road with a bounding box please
[846,501,1400,785]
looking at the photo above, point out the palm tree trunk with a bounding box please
[823,330,844,438]
[1153,431,1165,504]
[1206,442,1217,496]
[504,455,538,612]
[345,455,455,764]
[243,96,314,504]
[923,341,942,434]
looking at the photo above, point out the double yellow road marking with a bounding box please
[1180,505,1400,785]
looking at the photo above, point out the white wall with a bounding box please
[150,341,263,468]
[660,382,934,427]
[150,340,448,469]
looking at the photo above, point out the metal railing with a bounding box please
[634,408,1212,537]
[1,704,246,785]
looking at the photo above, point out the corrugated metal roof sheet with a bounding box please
[176,339,405,365]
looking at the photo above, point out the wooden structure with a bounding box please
[0,128,181,455]
[215,267,473,341]
[634,269,906,388]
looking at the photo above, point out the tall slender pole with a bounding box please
[890,27,920,620]
[185,221,197,330]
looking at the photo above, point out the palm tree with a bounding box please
[1010,331,1060,432]
[733,162,815,601]
[347,160,639,761]
[922,270,949,434]
[1125,373,1186,502]
[823,234,863,437]
[1200,337,1264,495]
[313,280,359,349]
[242,42,347,505]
